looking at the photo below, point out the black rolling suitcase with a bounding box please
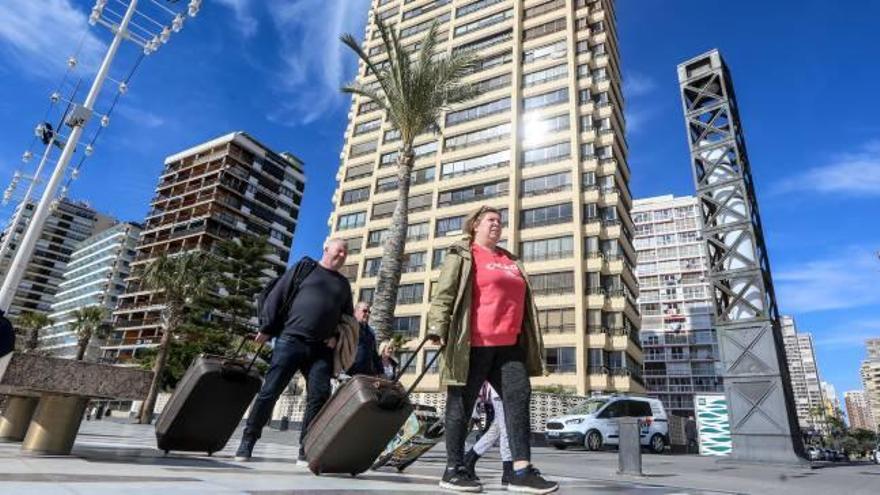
[155,347,262,455]
[304,338,440,475]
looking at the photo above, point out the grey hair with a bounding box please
[323,237,347,250]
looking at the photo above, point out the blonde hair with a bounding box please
[378,340,396,356]
[463,205,502,240]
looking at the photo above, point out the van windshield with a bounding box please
[568,399,607,415]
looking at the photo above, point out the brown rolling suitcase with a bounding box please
[303,338,440,476]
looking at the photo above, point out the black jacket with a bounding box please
[347,323,382,376]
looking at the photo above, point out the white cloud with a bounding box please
[814,320,880,350]
[625,107,655,135]
[266,0,371,126]
[0,0,104,79]
[114,104,165,129]
[774,140,880,196]
[215,0,259,38]
[775,246,880,314]
[624,73,656,98]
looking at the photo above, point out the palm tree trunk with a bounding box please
[75,333,89,361]
[369,150,414,341]
[26,328,39,352]
[139,312,175,424]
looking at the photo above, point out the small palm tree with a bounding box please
[138,251,217,424]
[340,19,480,339]
[16,312,53,353]
[71,306,108,361]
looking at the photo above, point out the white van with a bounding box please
[544,395,669,454]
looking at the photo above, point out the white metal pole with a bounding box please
[0,137,56,266]
[0,0,139,313]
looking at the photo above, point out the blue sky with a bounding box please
[0,1,878,408]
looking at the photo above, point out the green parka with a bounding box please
[426,239,546,386]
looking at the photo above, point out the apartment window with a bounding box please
[384,128,400,143]
[436,215,464,237]
[402,251,427,273]
[530,271,575,296]
[362,257,382,277]
[523,114,569,141]
[349,139,378,158]
[340,186,370,205]
[469,50,514,74]
[521,235,574,262]
[455,9,513,37]
[353,118,381,136]
[523,63,568,87]
[473,73,512,94]
[545,347,576,373]
[577,63,590,79]
[456,0,503,17]
[524,0,565,19]
[345,163,373,181]
[523,39,566,64]
[432,247,448,268]
[376,6,399,21]
[358,101,379,115]
[380,151,398,167]
[424,350,440,373]
[401,13,450,38]
[393,315,421,339]
[453,29,513,54]
[523,88,568,111]
[397,283,424,305]
[580,143,595,160]
[582,171,597,188]
[446,96,511,127]
[592,67,608,82]
[521,203,572,229]
[376,167,436,192]
[337,211,366,230]
[539,307,576,333]
[521,172,571,197]
[578,88,592,105]
[407,221,430,241]
[402,0,450,21]
[444,122,511,151]
[358,287,375,304]
[441,149,509,178]
[522,141,570,167]
[371,192,432,219]
[344,236,362,255]
[522,17,566,41]
[437,179,508,207]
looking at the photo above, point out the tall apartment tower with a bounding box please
[844,390,876,431]
[819,381,840,420]
[860,337,880,431]
[39,222,142,359]
[107,132,306,361]
[781,316,826,431]
[632,195,722,417]
[329,0,640,394]
[0,199,115,319]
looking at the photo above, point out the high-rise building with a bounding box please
[781,316,826,431]
[844,390,876,431]
[632,195,722,417]
[38,222,142,359]
[107,132,306,361]
[330,0,640,394]
[819,381,840,420]
[0,198,115,319]
[861,338,880,432]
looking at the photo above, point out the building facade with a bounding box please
[844,390,876,431]
[38,222,142,359]
[819,381,841,422]
[781,316,826,431]
[632,195,722,417]
[0,199,115,319]
[861,338,880,432]
[330,0,640,394]
[107,132,305,361]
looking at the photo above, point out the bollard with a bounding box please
[617,417,643,476]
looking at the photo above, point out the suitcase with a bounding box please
[155,352,262,455]
[304,338,441,476]
[371,403,445,472]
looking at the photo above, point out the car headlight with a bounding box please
[565,418,584,425]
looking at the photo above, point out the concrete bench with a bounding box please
[0,352,152,455]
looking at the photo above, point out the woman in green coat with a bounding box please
[427,205,557,494]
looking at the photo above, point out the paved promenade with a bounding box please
[1,420,878,494]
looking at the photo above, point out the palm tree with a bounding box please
[16,312,53,353]
[71,306,108,361]
[137,251,217,424]
[340,19,480,339]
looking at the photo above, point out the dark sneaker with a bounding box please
[463,449,481,481]
[234,435,256,462]
[507,466,558,494]
[501,461,513,486]
[439,466,482,493]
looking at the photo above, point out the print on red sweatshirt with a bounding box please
[469,244,526,347]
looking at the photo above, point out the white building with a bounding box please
[632,195,722,416]
[781,316,826,431]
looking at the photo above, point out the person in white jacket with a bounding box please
[463,382,513,486]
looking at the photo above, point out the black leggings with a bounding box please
[445,345,531,467]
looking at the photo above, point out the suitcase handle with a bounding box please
[228,335,265,373]
[394,337,444,398]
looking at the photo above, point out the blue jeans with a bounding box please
[244,335,333,454]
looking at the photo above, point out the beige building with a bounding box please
[781,316,826,431]
[861,338,880,431]
[844,390,876,431]
[329,0,641,394]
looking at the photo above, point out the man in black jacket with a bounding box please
[346,302,382,377]
[235,238,353,465]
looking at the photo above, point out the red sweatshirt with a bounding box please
[469,244,526,347]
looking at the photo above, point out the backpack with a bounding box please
[257,256,318,336]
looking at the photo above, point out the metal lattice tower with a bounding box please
[677,50,806,463]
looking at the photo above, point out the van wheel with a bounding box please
[649,434,666,454]
[585,430,603,451]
